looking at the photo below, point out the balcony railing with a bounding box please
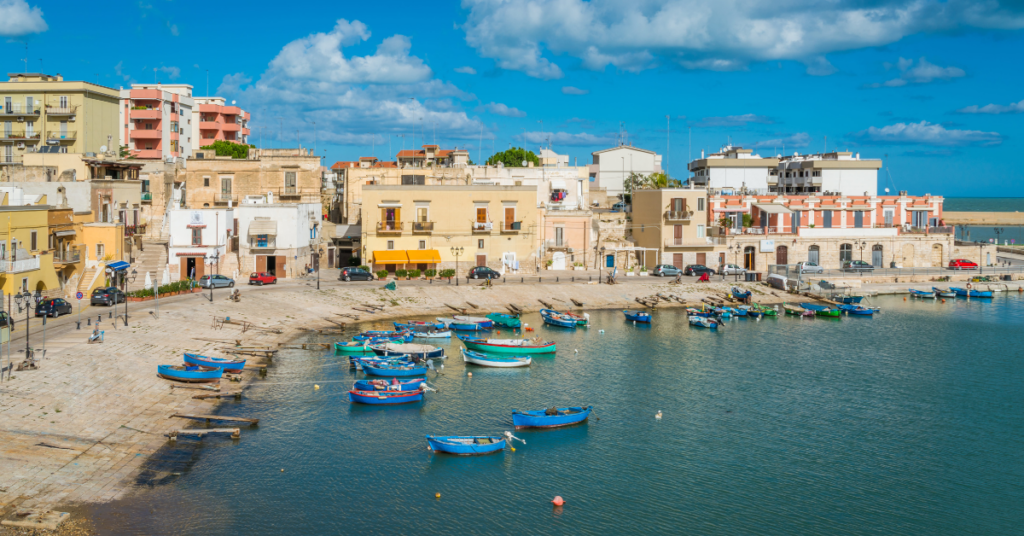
[0,155,23,165]
[217,193,234,203]
[53,250,82,264]
[1,104,41,115]
[501,221,521,233]
[412,221,434,233]
[664,237,725,247]
[249,240,277,249]
[281,186,299,197]
[0,256,40,273]
[0,130,41,140]
[904,226,954,235]
[664,210,693,221]
[141,192,153,202]
[45,105,78,115]
[472,221,493,232]
[47,130,77,141]
[376,221,403,234]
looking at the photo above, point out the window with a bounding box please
[555,227,564,246]
[419,240,426,249]
[416,207,428,222]
[96,243,105,259]
[30,230,37,251]
[285,172,297,190]
[59,96,68,109]
[670,198,684,212]
[203,176,210,187]
[221,177,232,197]
[697,198,705,211]
[478,239,484,249]
[696,225,705,238]
[840,243,852,263]
[387,240,394,250]
[192,228,202,245]
[256,234,268,247]
[401,175,425,185]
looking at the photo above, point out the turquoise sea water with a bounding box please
[944,197,1024,243]
[90,295,1024,535]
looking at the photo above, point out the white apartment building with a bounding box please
[687,146,777,193]
[119,84,194,162]
[589,144,662,197]
[166,207,233,281]
[776,151,882,196]
[236,200,322,278]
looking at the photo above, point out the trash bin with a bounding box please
[745,272,756,282]
[755,272,763,282]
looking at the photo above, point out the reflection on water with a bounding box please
[88,296,1024,535]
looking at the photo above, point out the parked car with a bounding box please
[652,264,683,277]
[35,298,73,318]
[948,259,979,270]
[468,266,501,280]
[611,201,628,212]
[339,267,374,281]
[248,272,278,285]
[796,261,825,274]
[199,274,235,288]
[683,264,716,277]
[718,263,746,276]
[842,260,874,272]
[90,287,125,306]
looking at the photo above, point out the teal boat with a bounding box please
[456,334,556,354]
[334,341,376,356]
[486,313,522,328]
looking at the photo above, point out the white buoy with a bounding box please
[574,349,578,354]
[599,329,605,334]
[656,411,662,419]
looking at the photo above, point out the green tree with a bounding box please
[201,140,251,159]
[486,147,539,167]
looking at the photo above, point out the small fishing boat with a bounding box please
[393,321,445,331]
[512,406,593,429]
[352,356,415,370]
[371,342,445,360]
[932,287,956,298]
[689,316,720,329]
[713,307,732,320]
[348,388,424,405]
[837,303,875,316]
[457,334,557,354]
[836,295,864,304]
[157,364,222,383]
[622,310,651,323]
[353,378,425,391]
[452,316,495,328]
[738,305,762,318]
[353,330,413,343]
[485,313,522,328]
[540,309,578,328]
[562,311,590,326]
[754,303,778,317]
[950,287,993,298]
[360,361,429,377]
[426,435,510,455]
[461,348,531,368]
[686,307,712,318]
[411,329,451,339]
[727,306,747,317]
[909,289,937,299]
[334,341,377,356]
[799,303,842,318]
[783,303,813,317]
[183,353,245,373]
[731,287,752,300]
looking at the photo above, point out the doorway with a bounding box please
[696,252,706,265]
[931,244,943,267]
[776,245,788,265]
[743,246,755,270]
[872,245,884,267]
[808,245,819,265]
[180,257,204,280]
[476,254,487,267]
[550,252,565,270]
[672,253,683,269]
[267,255,278,276]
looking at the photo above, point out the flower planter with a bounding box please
[639,271,649,276]
[626,272,636,277]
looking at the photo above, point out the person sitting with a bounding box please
[607,267,618,285]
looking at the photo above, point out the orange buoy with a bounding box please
[903,297,907,301]
[435,493,441,499]
[942,299,946,303]
[552,496,565,506]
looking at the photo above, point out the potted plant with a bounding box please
[546,259,553,270]
[425,268,437,279]
[395,268,408,280]
[409,268,422,279]
[440,268,455,282]
[639,265,649,276]
[376,269,389,280]
[626,267,636,276]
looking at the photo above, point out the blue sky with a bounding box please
[2,0,1023,196]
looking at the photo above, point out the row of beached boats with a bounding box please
[156,352,246,382]
[909,286,994,299]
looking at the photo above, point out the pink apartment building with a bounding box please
[118,84,194,161]
[192,97,250,148]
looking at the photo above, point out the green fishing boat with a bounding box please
[799,302,842,318]
[485,313,522,328]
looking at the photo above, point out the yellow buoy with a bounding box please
[511,447,516,452]
[435,493,441,499]
[468,372,473,377]
[314,384,320,390]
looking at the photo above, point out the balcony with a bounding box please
[0,155,23,165]
[130,108,162,120]
[664,237,725,248]
[412,221,434,233]
[0,129,41,141]
[129,129,161,140]
[141,192,153,203]
[472,221,493,233]
[279,186,300,198]
[199,121,221,130]
[222,123,240,132]
[376,221,403,235]
[53,250,82,265]
[47,130,77,141]
[664,210,693,221]
[215,193,234,204]
[904,226,954,235]
[0,256,40,273]
[222,106,242,115]
[45,105,78,115]
[1,104,40,115]
[132,149,162,159]
[250,240,277,250]
[501,221,521,233]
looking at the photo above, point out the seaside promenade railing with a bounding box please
[766,264,1024,280]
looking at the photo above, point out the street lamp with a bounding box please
[994,227,1004,246]
[599,246,606,284]
[450,246,464,286]
[124,269,137,325]
[14,290,40,360]
[857,240,867,262]
[315,246,324,290]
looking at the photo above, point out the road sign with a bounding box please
[75,292,84,300]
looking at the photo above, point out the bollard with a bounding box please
[557,277,559,282]
[76,321,80,330]
[97,314,101,323]
[108,311,112,319]
[572,277,574,282]
[521,277,524,283]
[87,318,91,326]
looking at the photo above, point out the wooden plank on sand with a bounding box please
[172,413,259,424]
[167,428,241,440]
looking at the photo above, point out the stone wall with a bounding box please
[723,234,956,270]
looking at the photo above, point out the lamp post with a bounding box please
[857,240,867,262]
[599,246,606,283]
[315,246,324,290]
[450,246,464,286]
[124,269,136,325]
[994,227,1004,246]
[14,290,40,360]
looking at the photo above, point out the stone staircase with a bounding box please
[75,267,100,296]
[128,240,169,291]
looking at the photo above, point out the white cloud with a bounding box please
[0,0,47,37]
[157,66,181,80]
[114,61,131,82]
[480,102,526,117]
[518,130,616,146]
[957,99,1024,114]
[870,57,965,87]
[461,0,1024,78]
[228,20,484,146]
[853,121,1002,146]
[750,133,810,149]
[561,86,589,95]
[454,66,477,74]
[695,113,773,127]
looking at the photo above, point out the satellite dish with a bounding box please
[232,100,236,105]
[884,188,890,193]
[521,160,527,166]
[100,145,108,153]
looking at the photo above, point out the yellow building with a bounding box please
[0,73,120,164]
[361,185,540,274]
[0,204,60,295]
[631,187,724,269]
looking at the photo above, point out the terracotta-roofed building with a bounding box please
[396,145,469,168]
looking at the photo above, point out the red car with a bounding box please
[948,259,979,270]
[249,272,278,285]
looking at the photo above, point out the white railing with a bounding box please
[0,256,40,273]
[664,237,725,247]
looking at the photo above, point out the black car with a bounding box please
[90,287,125,306]
[468,266,501,280]
[683,264,716,277]
[339,267,374,282]
[35,298,73,318]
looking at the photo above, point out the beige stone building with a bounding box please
[631,187,722,269]
[178,147,321,209]
[361,185,539,274]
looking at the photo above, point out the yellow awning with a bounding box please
[406,249,441,263]
[373,250,409,263]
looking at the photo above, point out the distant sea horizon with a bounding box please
[942,198,1023,243]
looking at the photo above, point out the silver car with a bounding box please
[719,263,747,275]
[199,274,235,288]
[796,261,824,274]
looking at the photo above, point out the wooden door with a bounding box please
[277,255,288,277]
[776,246,788,265]
[504,207,515,229]
[719,253,725,266]
[476,254,486,267]
[696,253,706,265]
[180,261,188,281]
[194,259,204,280]
[476,208,487,223]
[672,253,683,269]
[256,255,267,272]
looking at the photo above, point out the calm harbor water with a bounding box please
[89,295,1023,535]
[944,197,1024,244]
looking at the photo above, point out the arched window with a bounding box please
[808,245,820,265]
[840,243,853,263]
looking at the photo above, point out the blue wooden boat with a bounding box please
[371,342,445,360]
[689,316,720,329]
[360,361,429,377]
[393,321,445,331]
[461,348,531,368]
[932,287,956,298]
[837,303,875,315]
[353,330,413,342]
[950,287,993,298]
[453,316,495,328]
[348,389,424,405]
[157,364,222,383]
[686,307,712,317]
[726,306,747,317]
[457,334,557,354]
[738,305,763,318]
[623,310,651,323]
[909,289,937,299]
[450,322,490,332]
[426,435,507,455]
[512,406,592,429]
[731,286,751,300]
[713,307,732,319]
[836,295,864,304]
[541,309,578,328]
[183,352,245,373]
[411,329,451,339]
[485,313,521,328]
[799,303,841,317]
[353,378,425,391]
